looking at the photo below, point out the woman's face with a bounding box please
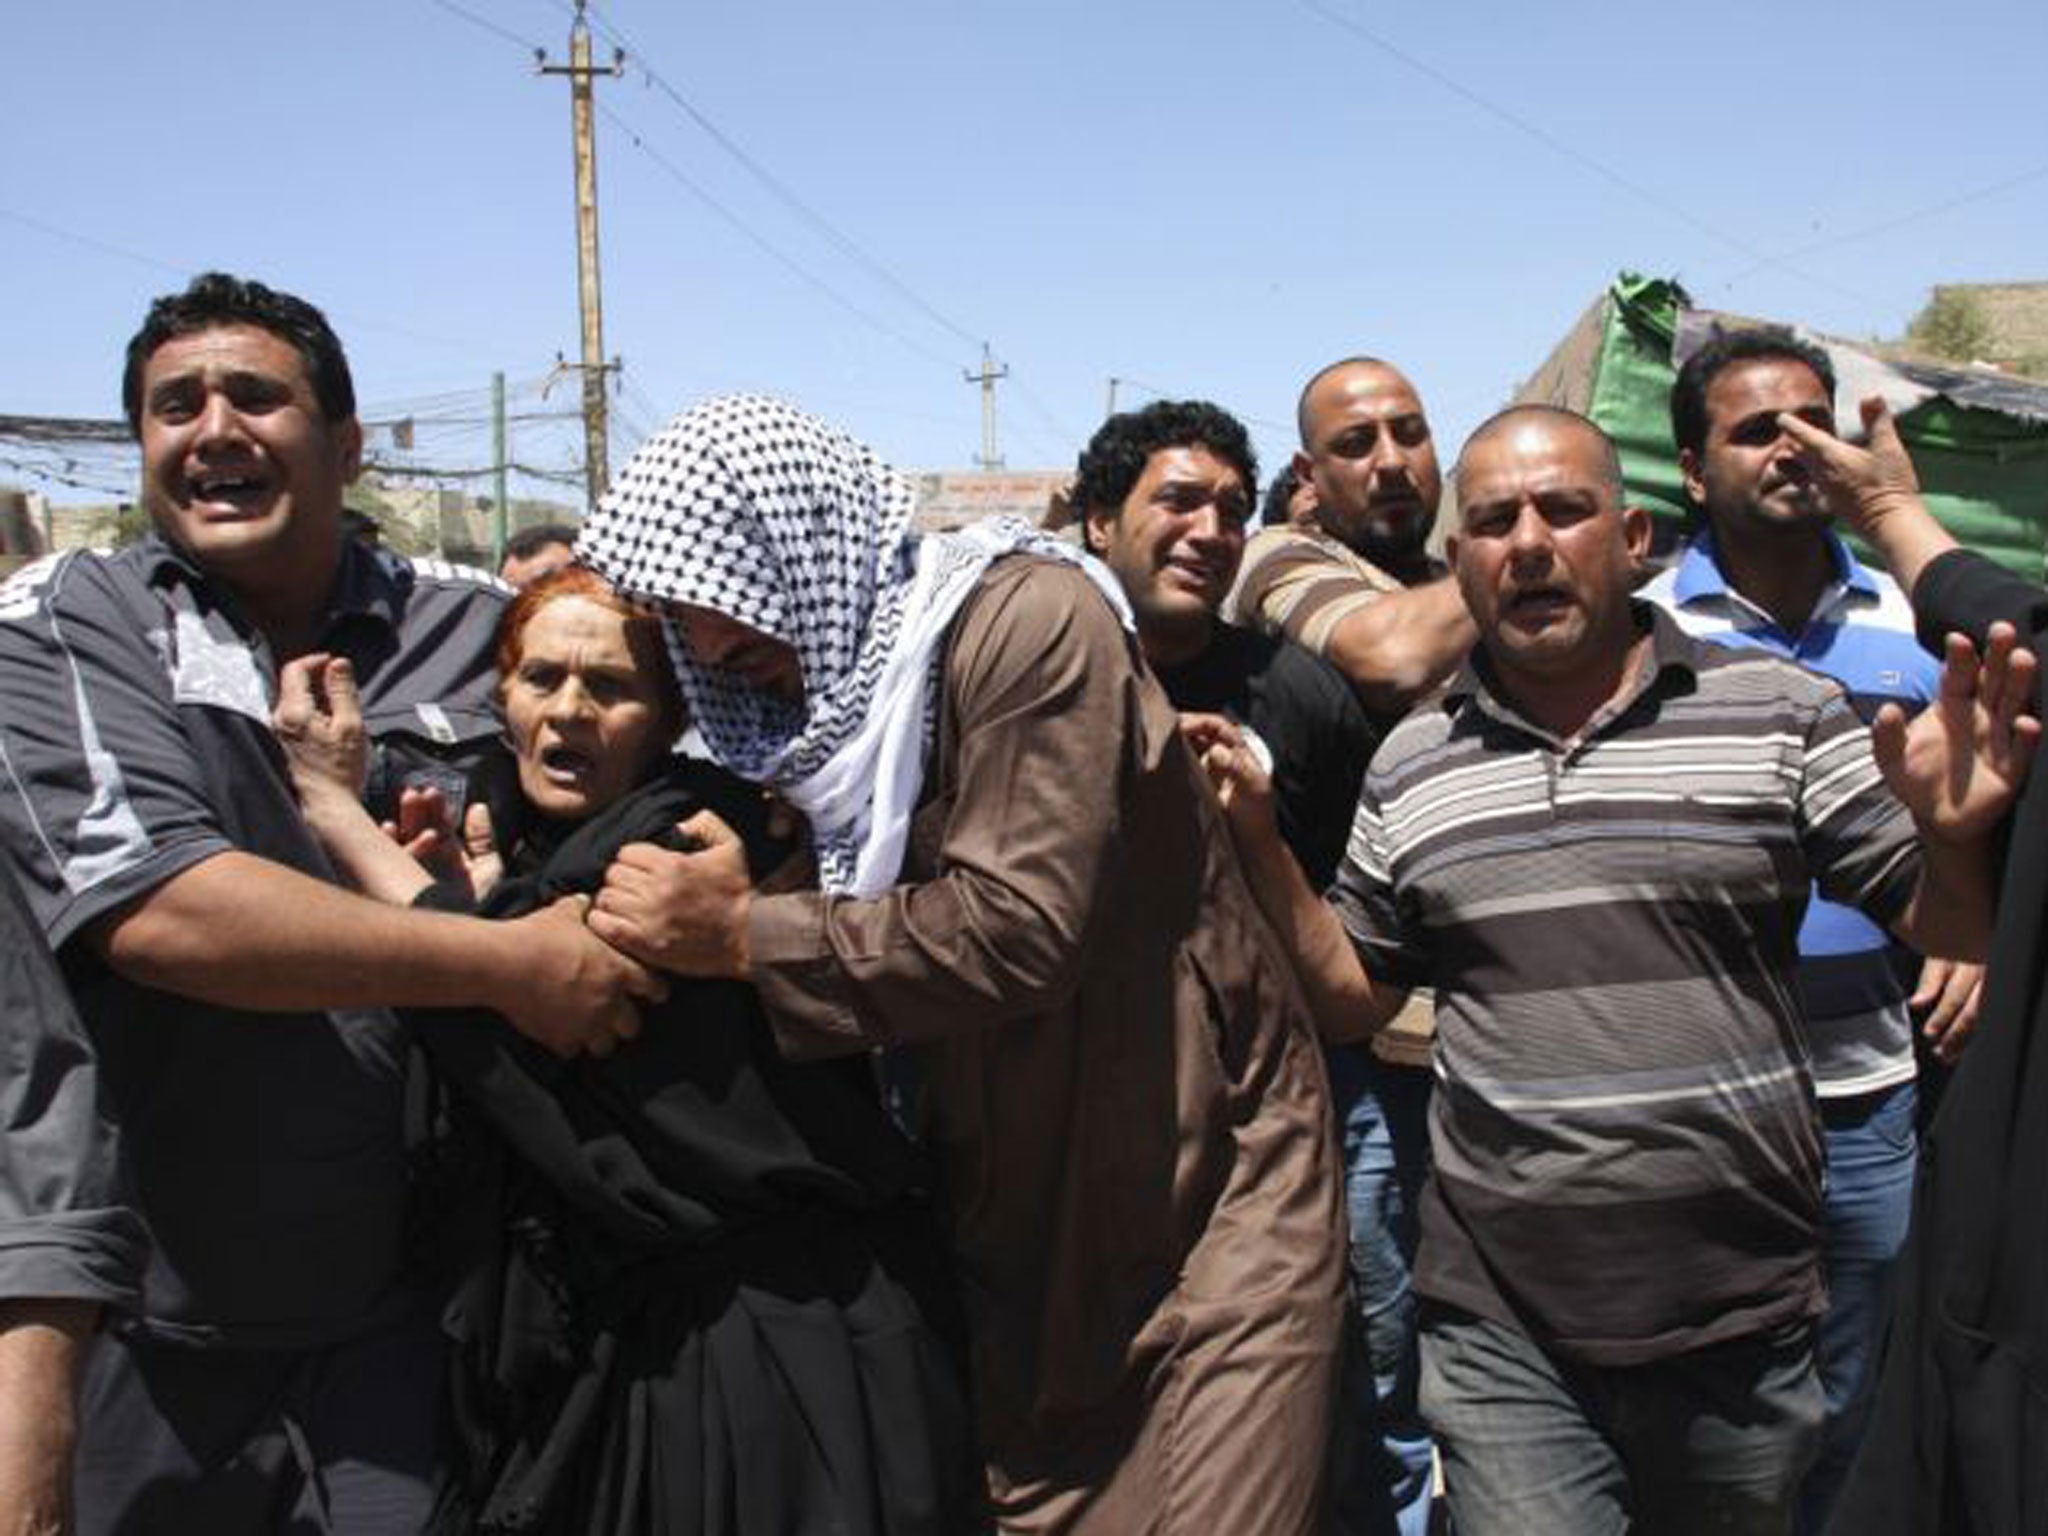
[504,595,674,819]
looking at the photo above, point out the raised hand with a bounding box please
[272,653,368,803]
[1874,622,2040,844]
[1180,710,1277,840]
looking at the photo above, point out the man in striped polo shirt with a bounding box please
[1200,404,2034,1536]
[1641,326,1977,1533]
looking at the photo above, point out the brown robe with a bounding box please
[749,557,1346,1534]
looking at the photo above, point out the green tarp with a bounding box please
[1578,272,2048,580]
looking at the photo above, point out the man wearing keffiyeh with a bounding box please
[579,394,1348,1534]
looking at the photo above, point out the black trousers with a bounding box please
[72,1302,444,1536]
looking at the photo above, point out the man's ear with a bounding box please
[1081,505,1114,556]
[1677,446,1703,510]
[1621,503,1653,562]
[337,417,364,484]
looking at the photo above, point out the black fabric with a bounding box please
[1830,548,2048,1535]
[410,758,980,1535]
[1152,621,1380,889]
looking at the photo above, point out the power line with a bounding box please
[1296,0,1886,311]
[420,0,543,55]
[0,207,188,279]
[581,3,981,351]
[1713,161,2048,291]
[597,101,964,373]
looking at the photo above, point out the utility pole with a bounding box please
[491,371,509,567]
[964,342,1009,470]
[538,2,623,511]
[1105,376,1120,418]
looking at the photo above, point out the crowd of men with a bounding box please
[0,271,2043,1536]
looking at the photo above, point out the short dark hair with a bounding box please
[1071,400,1258,520]
[1261,465,1300,528]
[1456,404,1624,505]
[502,522,580,563]
[1296,355,1399,448]
[1669,325,1835,459]
[122,272,355,436]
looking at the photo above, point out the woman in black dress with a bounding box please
[274,566,978,1535]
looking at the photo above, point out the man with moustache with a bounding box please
[1201,404,2032,1535]
[1229,357,1473,713]
[1229,356,1475,1534]
[1641,327,1977,1533]
[1076,400,1376,890]
[1076,401,1390,1532]
[0,273,657,1533]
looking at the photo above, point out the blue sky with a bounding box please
[5,0,2044,505]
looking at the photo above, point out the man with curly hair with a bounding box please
[1074,400,1378,889]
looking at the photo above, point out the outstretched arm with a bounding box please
[1183,712,1404,1043]
[1320,579,1475,715]
[1778,395,1958,597]
[1882,624,2040,959]
[273,656,501,906]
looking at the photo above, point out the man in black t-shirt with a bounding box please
[1073,401,1388,1532]
[1073,400,1376,888]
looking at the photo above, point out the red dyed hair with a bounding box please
[493,566,684,739]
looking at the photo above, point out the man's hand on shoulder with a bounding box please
[489,895,666,1058]
[589,811,756,980]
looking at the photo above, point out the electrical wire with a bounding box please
[421,0,543,55]
[1296,0,1887,310]
[581,3,981,351]
[1713,161,2048,290]
[597,101,964,374]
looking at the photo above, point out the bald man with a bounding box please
[1228,356,1478,1534]
[1212,404,2028,1536]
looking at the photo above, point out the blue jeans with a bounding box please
[1421,1307,1823,1536]
[1326,1047,1435,1536]
[1796,1080,1916,1534]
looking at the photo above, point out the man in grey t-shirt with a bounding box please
[0,273,659,1534]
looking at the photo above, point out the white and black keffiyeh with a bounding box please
[578,393,1131,896]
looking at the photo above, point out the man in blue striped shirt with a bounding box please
[1642,327,1977,1533]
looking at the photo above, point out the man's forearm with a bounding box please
[1326,578,1474,714]
[95,851,522,1015]
[1855,493,1959,600]
[1893,835,1997,963]
[1232,829,1402,1044]
[0,1301,95,1536]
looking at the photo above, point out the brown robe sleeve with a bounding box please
[747,559,1137,1060]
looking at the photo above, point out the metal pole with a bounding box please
[962,343,1008,470]
[540,3,622,511]
[569,12,607,508]
[492,371,509,566]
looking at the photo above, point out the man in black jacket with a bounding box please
[1781,396,2048,1535]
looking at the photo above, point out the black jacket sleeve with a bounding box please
[1912,547,2048,658]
